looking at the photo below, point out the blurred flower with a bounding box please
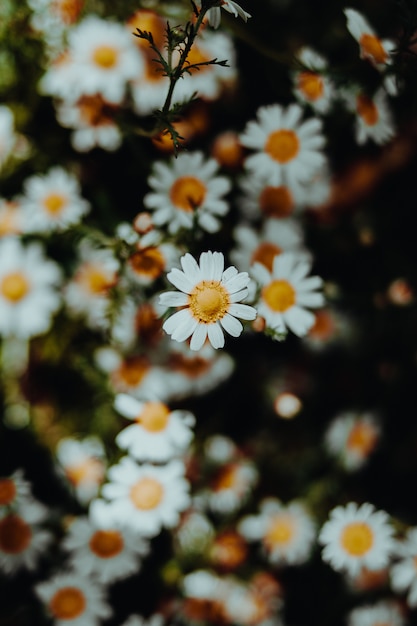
[0,200,24,237]
[121,615,165,626]
[55,436,106,505]
[324,411,381,471]
[344,8,396,72]
[292,47,335,114]
[206,0,251,29]
[160,251,257,351]
[319,502,395,577]
[36,571,112,625]
[206,459,258,515]
[209,529,248,571]
[126,231,180,286]
[390,526,417,608]
[347,600,405,626]
[342,87,395,145]
[0,105,17,171]
[0,469,32,511]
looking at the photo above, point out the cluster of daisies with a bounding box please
[0,0,415,625]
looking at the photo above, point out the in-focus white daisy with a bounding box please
[0,500,52,575]
[324,411,381,471]
[240,103,327,187]
[319,502,395,577]
[347,600,405,626]
[0,105,17,171]
[391,526,417,607]
[0,237,62,338]
[344,8,396,72]
[55,436,106,505]
[36,571,112,626]
[239,498,316,566]
[62,499,149,584]
[0,469,32,511]
[251,251,324,337]
[19,166,90,233]
[102,456,190,537]
[144,152,231,235]
[293,47,335,114]
[114,393,195,462]
[159,251,257,351]
[343,87,395,145]
[205,0,251,29]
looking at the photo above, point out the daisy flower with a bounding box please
[238,172,309,220]
[390,526,417,607]
[19,166,90,233]
[55,436,106,505]
[0,236,62,339]
[62,500,149,584]
[101,456,190,537]
[206,459,258,515]
[159,251,257,351]
[0,500,53,575]
[35,571,112,626]
[240,103,327,187]
[144,152,231,235]
[324,411,381,471]
[0,105,17,171]
[126,230,180,287]
[319,502,396,577]
[293,47,335,114]
[205,1,251,29]
[0,200,25,237]
[114,393,195,462]
[121,615,165,626]
[251,252,324,337]
[239,498,316,566]
[0,469,32,511]
[347,600,405,626]
[343,87,395,145]
[344,8,396,72]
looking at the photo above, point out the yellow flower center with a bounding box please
[130,477,164,510]
[297,71,324,101]
[92,45,118,69]
[137,401,170,432]
[43,193,66,216]
[0,272,30,303]
[347,422,378,456]
[359,33,388,64]
[0,478,16,506]
[214,465,238,491]
[265,515,294,547]
[129,247,165,280]
[0,514,32,554]
[259,185,294,218]
[265,129,300,163]
[78,95,114,127]
[114,356,150,388]
[170,176,207,212]
[188,280,230,324]
[89,529,124,558]
[49,587,86,620]
[356,94,379,126]
[262,279,296,312]
[340,521,374,556]
[65,458,104,487]
[251,242,282,272]
[79,263,114,295]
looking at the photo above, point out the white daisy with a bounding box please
[36,571,112,626]
[206,459,258,515]
[0,469,32,511]
[0,500,52,575]
[251,251,324,337]
[0,105,17,171]
[144,152,231,235]
[238,172,310,220]
[0,236,62,339]
[62,500,149,584]
[344,8,396,71]
[347,600,405,626]
[0,200,25,237]
[121,615,165,626]
[324,411,381,471]
[239,498,316,566]
[19,166,90,233]
[159,251,257,351]
[240,103,327,187]
[343,87,395,145]
[319,502,396,577]
[114,393,195,462]
[55,436,106,505]
[102,456,190,537]
[126,230,180,287]
[390,526,417,607]
[293,47,335,114]
[205,0,251,29]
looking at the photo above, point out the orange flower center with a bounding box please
[49,587,86,620]
[251,242,282,272]
[79,263,115,295]
[265,515,294,548]
[78,95,114,127]
[130,477,164,510]
[359,33,388,64]
[89,529,124,558]
[0,478,16,506]
[0,203,20,236]
[51,0,83,25]
[114,356,150,388]
[137,401,170,432]
[259,185,294,218]
[169,353,211,377]
[129,247,165,280]
[340,521,374,556]
[308,309,335,340]
[214,465,238,491]
[92,45,118,69]
[186,45,211,73]
[347,422,378,456]
[297,71,324,101]
[356,94,379,126]
[265,130,300,163]
[262,279,296,312]
[43,193,66,216]
[170,176,207,212]
[188,280,230,324]
[65,458,104,486]
[0,514,32,554]
[0,272,30,303]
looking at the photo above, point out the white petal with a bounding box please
[159,291,189,307]
[190,324,208,351]
[207,322,225,348]
[229,303,257,320]
[181,253,201,282]
[220,313,243,337]
[114,394,142,419]
[163,309,191,334]
[167,268,195,293]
